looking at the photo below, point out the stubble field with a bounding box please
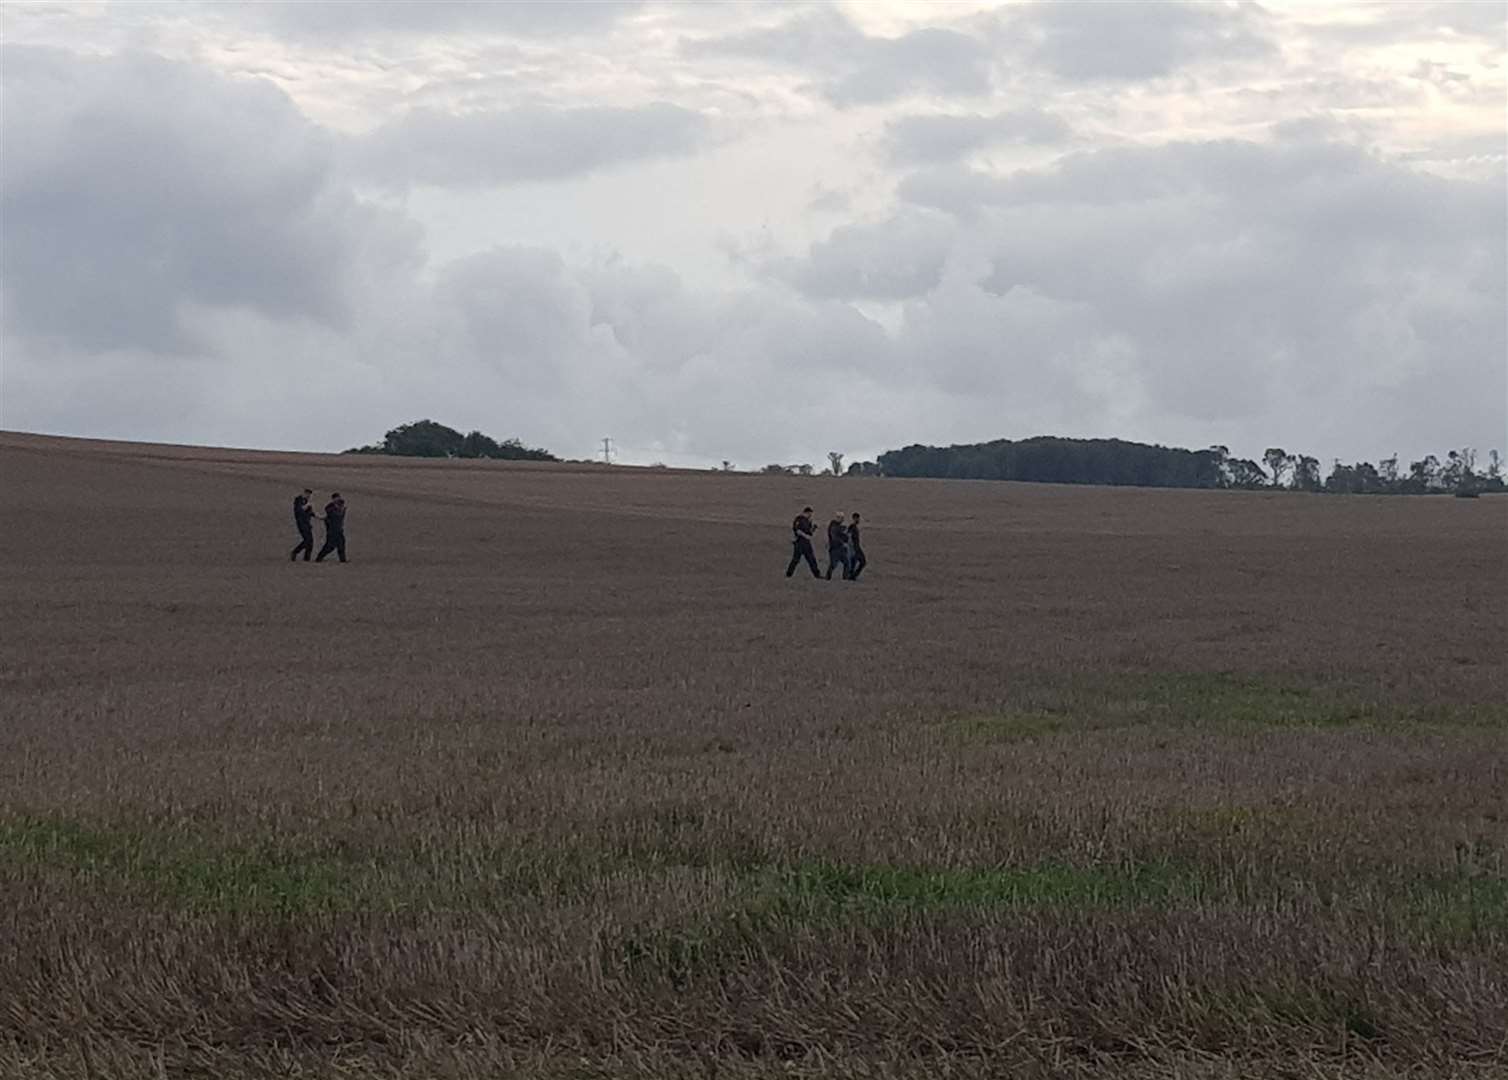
[0,431,1505,1079]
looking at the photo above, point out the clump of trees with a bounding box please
[1254,446,1502,495]
[867,437,1503,495]
[877,437,1228,487]
[345,420,556,462]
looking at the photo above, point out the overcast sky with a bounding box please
[2,1,1504,468]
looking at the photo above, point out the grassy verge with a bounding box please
[948,672,1508,740]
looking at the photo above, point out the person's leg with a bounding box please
[850,548,865,579]
[786,546,801,577]
[316,535,334,561]
[804,545,820,578]
[336,534,347,563]
[825,550,837,579]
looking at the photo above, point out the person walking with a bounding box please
[825,512,850,580]
[315,493,348,563]
[289,488,316,561]
[847,512,867,580]
[785,506,821,578]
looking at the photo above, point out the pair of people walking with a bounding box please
[290,489,348,563]
[786,507,866,580]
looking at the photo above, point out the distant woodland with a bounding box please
[345,420,557,462]
[859,437,1504,496]
[349,421,1502,496]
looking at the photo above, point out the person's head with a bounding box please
[331,492,342,501]
[801,506,813,517]
[832,511,844,522]
[302,488,312,497]
[851,512,861,523]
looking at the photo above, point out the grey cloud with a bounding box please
[901,136,1506,242]
[3,23,1501,474]
[884,108,1071,164]
[896,166,1018,217]
[763,211,957,301]
[1006,0,1276,82]
[826,27,994,106]
[218,0,644,40]
[350,103,712,188]
[684,11,993,106]
[891,134,1504,452]
[684,9,865,69]
[0,45,418,355]
[808,186,853,215]
[1420,0,1508,36]
[893,281,1101,415]
[435,247,594,386]
[1396,131,1508,175]
[399,249,901,463]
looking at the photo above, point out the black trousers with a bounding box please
[825,546,850,580]
[315,531,346,563]
[849,544,866,579]
[786,540,820,578]
[290,525,314,561]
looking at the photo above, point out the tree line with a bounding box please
[858,437,1504,495]
[761,452,851,477]
[344,422,1502,496]
[344,420,557,462]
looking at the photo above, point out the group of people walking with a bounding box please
[787,507,867,581]
[289,491,869,579]
[290,489,348,563]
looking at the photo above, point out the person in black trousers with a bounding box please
[825,512,850,580]
[785,506,820,578]
[847,512,866,580]
[289,488,316,561]
[315,493,348,563]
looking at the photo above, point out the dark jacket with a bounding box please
[294,495,315,529]
[792,514,815,544]
[323,499,346,533]
[827,521,848,550]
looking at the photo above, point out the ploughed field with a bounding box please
[1,431,1505,1079]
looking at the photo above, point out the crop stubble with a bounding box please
[0,432,1505,1078]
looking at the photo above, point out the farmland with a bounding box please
[0,431,1504,1079]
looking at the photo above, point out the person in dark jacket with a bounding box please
[825,512,850,580]
[847,512,866,580]
[785,506,820,578]
[315,493,347,563]
[289,488,316,561]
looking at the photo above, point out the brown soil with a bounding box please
[1,431,1504,1079]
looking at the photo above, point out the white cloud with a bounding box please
[215,0,646,41]
[684,10,995,106]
